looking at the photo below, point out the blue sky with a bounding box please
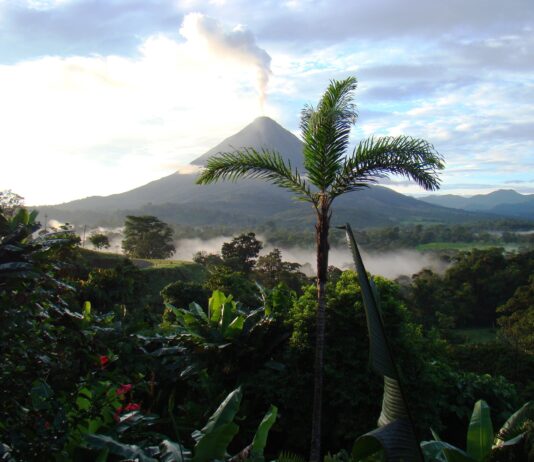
[1,0,533,204]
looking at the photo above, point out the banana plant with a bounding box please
[165,290,265,344]
[86,386,278,462]
[340,223,424,462]
[421,400,534,461]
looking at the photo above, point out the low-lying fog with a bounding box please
[171,236,449,279]
[56,220,448,279]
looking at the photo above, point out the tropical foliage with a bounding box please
[197,76,444,461]
[122,215,175,259]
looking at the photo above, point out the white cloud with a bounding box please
[0,13,272,205]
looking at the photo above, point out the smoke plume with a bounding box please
[180,13,272,110]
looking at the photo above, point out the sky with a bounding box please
[0,0,533,205]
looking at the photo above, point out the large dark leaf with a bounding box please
[342,223,422,462]
[250,405,278,462]
[495,401,534,446]
[196,386,243,439]
[352,418,421,462]
[159,440,192,462]
[85,434,157,462]
[193,422,239,462]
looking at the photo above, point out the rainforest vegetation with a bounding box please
[1,203,533,461]
[2,75,533,461]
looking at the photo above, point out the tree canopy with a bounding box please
[121,215,175,259]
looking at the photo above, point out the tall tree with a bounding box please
[221,232,263,273]
[196,76,444,461]
[122,215,175,259]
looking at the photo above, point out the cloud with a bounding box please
[0,13,272,205]
[180,13,271,109]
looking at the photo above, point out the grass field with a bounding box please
[416,242,518,251]
[79,249,207,306]
[453,327,497,344]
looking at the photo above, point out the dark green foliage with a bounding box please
[407,248,534,328]
[84,387,277,462]
[161,280,210,310]
[448,341,534,404]
[88,232,110,249]
[422,400,534,462]
[204,265,259,307]
[80,260,146,313]
[254,248,309,292]
[122,215,175,259]
[221,232,263,274]
[497,275,534,354]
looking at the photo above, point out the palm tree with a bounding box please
[196,76,444,461]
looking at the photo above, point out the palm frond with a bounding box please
[300,76,358,191]
[196,148,315,203]
[330,135,444,198]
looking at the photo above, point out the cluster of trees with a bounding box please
[404,248,534,333]
[162,232,309,308]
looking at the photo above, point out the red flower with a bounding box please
[124,403,141,412]
[99,355,109,369]
[113,402,141,421]
[116,384,132,396]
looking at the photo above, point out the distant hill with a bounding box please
[420,189,534,219]
[36,117,500,230]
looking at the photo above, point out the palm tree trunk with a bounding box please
[310,198,330,462]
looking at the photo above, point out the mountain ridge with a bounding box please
[419,189,534,219]
[34,116,516,229]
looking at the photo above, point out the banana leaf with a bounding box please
[341,223,422,462]
[85,434,157,462]
[421,440,474,462]
[191,387,243,462]
[494,401,534,447]
[250,405,278,462]
[159,440,192,462]
[466,400,493,461]
[353,418,422,462]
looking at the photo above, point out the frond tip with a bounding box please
[196,148,314,203]
[330,135,444,198]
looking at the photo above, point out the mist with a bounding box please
[172,235,449,279]
[44,218,448,279]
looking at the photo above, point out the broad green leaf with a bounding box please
[76,396,91,411]
[197,387,243,438]
[421,441,475,462]
[467,400,493,461]
[208,290,226,323]
[352,418,422,462]
[220,303,235,334]
[31,380,53,411]
[494,401,534,446]
[160,439,192,462]
[225,315,245,338]
[83,301,91,320]
[250,405,278,462]
[85,434,157,462]
[95,448,109,462]
[189,302,208,322]
[193,422,239,462]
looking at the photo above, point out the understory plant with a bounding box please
[422,400,534,462]
[84,387,278,462]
